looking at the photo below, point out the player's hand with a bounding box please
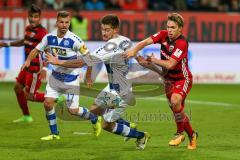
[46,52,59,65]
[0,41,8,48]
[86,77,93,88]
[124,49,136,59]
[21,60,30,70]
[147,53,155,63]
[135,56,148,65]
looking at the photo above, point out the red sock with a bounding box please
[173,111,185,133]
[34,92,45,102]
[15,90,29,115]
[183,113,194,137]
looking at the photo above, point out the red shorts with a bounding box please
[165,79,192,102]
[16,69,41,94]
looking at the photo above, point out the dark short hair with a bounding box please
[100,14,120,29]
[57,11,70,19]
[168,13,184,27]
[29,4,41,15]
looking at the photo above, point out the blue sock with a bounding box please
[112,123,144,139]
[78,107,98,124]
[116,118,130,127]
[46,108,59,135]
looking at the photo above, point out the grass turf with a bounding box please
[0,82,239,160]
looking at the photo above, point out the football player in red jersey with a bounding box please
[0,4,48,123]
[125,13,197,150]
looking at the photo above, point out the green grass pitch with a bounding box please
[0,82,240,160]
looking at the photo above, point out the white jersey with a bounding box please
[88,35,132,96]
[36,29,89,84]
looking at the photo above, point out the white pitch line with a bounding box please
[72,132,92,135]
[138,97,238,107]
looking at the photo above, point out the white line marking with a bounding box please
[72,132,92,135]
[138,97,238,107]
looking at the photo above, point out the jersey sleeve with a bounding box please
[170,40,188,62]
[72,36,89,56]
[36,35,48,51]
[150,30,166,44]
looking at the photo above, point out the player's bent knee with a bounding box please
[68,108,78,115]
[102,122,115,132]
[171,94,182,106]
[44,99,55,111]
[14,83,23,94]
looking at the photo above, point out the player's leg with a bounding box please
[66,96,101,124]
[41,82,60,140]
[25,72,44,102]
[102,108,150,150]
[13,70,32,123]
[168,93,186,146]
[180,80,198,150]
[61,92,102,137]
[172,97,197,150]
[168,80,197,149]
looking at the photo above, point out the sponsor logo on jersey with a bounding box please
[173,48,183,58]
[51,47,66,56]
[169,45,174,52]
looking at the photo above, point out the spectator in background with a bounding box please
[229,0,240,11]
[186,0,200,11]
[174,0,187,11]
[0,0,4,8]
[65,0,85,11]
[34,0,48,10]
[105,0,121,10]
[85,0,105,10]
[44,0,54,9]
[119,0,147,11]
[53,0,65,10]
[148,0,174,11]
[198,0,217,11]
[69,9,88,40]
[6,0,22,8]
[218,0,240,12]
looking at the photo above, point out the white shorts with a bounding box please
[45,76,80,109]
[103,107,125,122]
[95,85,136,122]
[94,86,136,108]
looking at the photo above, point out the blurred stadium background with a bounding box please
[0,0,240,160]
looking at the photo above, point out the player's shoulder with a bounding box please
[38,24,48,32]
[175,35,188,46]
[66,30,84,44]
[108,35,131,44]
[152,30,168,37]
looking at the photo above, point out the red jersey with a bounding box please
[151,30,192,81]
[24,24,47,73]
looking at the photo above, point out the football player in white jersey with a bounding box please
[46,14,150,150]
[22,11,101,140]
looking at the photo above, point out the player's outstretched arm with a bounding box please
[0,39,24,48]
[46,52,86,68]
[21,48,40,70]
[148,55,178,70]
[136,55,163,75]
[124,37,153,59]
[85,66,93,88]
